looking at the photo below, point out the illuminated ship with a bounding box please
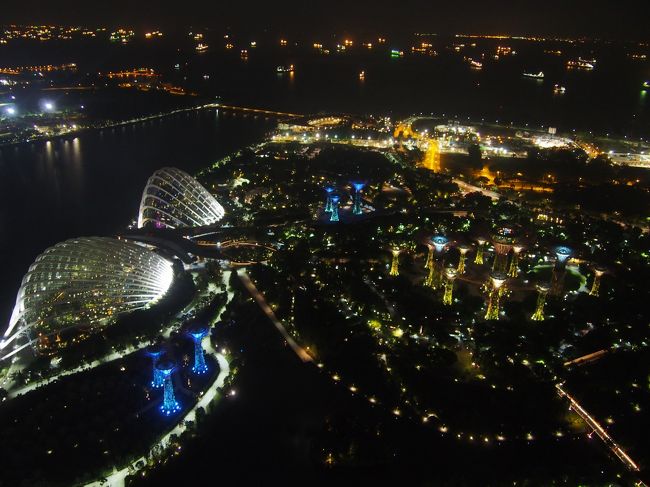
[359,70,365,80]
[553,84,566,94]
[567,59,594,70]
[195,43,208,52]
[523,71,544,79]
[276,64,294,73]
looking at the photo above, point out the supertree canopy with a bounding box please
[146,343,166,389]
[491,226,518,273]
[554,246,572,266]
[431,235,450,253]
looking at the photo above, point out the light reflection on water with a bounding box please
[0,109,274,324]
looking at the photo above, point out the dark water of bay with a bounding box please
[0,110,275,324]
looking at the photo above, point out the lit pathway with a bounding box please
[237,269,313,363]
[556,383,641,473]
[6,269,232,399]
[453,178,501,200]
[84,269,235,487]
[85,354,230,487]
[8,346,143,399]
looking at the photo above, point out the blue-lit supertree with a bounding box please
[352,182,366,215]
[145,344,165,389]
[157,360,181,416]
[188,324,209,375]
[324,186,335,213]
[329,195,340,222]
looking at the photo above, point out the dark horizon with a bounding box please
[4,0,650,41]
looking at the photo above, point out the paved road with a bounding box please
[6,268,226,399]
[237,269,313,363]
[84,270,236,487]
[85,354,231,487]
[453,178,501,200]
[8,345,145,399]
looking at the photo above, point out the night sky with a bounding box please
[4,0,650,40]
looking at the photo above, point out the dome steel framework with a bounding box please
[1,237,174,358]
[138,167,225,229]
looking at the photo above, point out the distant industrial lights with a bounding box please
[42,101,55,111]
[4,106,16,116]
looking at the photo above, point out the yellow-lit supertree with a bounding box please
[424,242,434,270]
[474,238,486,265]
[531,283,550,321]
[491,226,516,273]
[507,245,524,278]
[590,266,605,297]
[457,245,470,275]
[426,235,450,289]
[423,264,434,288]
[442,267,458,305]
[485,271,507,320]
[389,248,402,276]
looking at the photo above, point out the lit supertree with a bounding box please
[424,262,436,288]
[474,238,487,265]
[324,186,335,213]
[531,283,550,321]
[551,246,572,296]
[442,267,458,305]
[329,195,340,222]
[457,245,470,275]
[352,182,366,215]
[507,245,524,278]
[145,344,165,389]
[491,226,517,273]
[590,266,605,297]
[389,248,402,276]
[157,360,181,416]
[430,235,449,288]
[485,271,507,320]
[424,242,435,270]
[188,324,209,375]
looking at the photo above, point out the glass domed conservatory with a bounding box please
[1,237,174,357]
[137,167,225,229]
